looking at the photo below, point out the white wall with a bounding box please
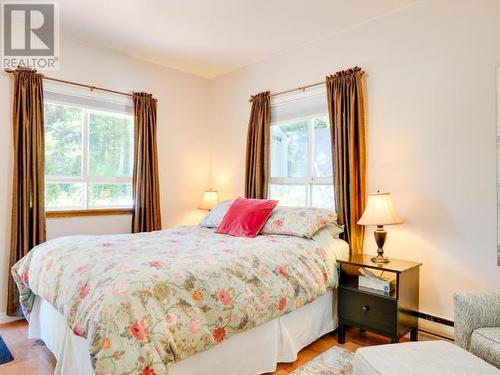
[209,0,500,319]
[45,216,133,241]
[0,37,210,320]
[497,67,500,266]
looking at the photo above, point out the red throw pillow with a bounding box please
[216,197,278,237]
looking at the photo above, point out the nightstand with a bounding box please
[337,254,422,344]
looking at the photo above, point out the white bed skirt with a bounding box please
[29,292,337,375]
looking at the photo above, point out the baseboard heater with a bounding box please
[414,311,454,327]
[412,311,455,340]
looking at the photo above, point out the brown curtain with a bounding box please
[132,92,162,233]
[326,67,367,256]
[245,91,271,199]
[7,69,46,316]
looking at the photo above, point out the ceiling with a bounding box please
[60,0,417,78]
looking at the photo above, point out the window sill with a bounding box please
[46,208,133,218]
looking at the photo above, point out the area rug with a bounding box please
[290,346,354,375]
[0,336,14,364]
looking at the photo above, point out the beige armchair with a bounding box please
[454,291,500,368]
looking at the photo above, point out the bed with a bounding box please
[12,225,349,375]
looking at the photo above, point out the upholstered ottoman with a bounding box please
[352,340,500,375]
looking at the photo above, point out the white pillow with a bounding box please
[199,200,233,228]
[312,226,350,261]
[324,223,344,238]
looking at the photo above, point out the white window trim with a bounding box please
[269,112,334,208]
[45,98,133,211]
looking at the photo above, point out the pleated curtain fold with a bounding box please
[245,91,271,199]
[132,92,162,233]
[326,67,367,256]
[8,69,46,316]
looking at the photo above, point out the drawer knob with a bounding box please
[361,305,369,313]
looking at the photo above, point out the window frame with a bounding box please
[269,112,334,208]
[44,98,134,214]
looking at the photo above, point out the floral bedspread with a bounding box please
[12,226,339,374]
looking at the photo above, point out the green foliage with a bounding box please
[270,116,334,209]
[44,103,82,176]
[277,120,308,177]
[279,120,308,133]
[314,117,328,129]
[45,183,82,208]
[44,102,134,209]
[89,112,133,177]
[88,184,132,207]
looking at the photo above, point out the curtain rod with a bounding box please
[248,80,325,102]
[249,67,365,102]
[3,68,133,98]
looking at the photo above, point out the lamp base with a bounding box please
[371,254,390,264]
[370,225,390,264]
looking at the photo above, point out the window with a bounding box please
[44,90,134,211]
[269,90,334,209]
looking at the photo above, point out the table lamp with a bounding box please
[199,190,219,210]
[357,191,403,263]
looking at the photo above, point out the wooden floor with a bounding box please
[0,320,421,375]
[271,327,403,375]
[0,320,55,375]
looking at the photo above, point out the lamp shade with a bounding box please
[357,192,403,226]
[199,190,219,210]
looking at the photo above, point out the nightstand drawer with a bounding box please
[339,287,397,333]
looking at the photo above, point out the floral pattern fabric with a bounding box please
[262,207,338,238]
[12,226,339,375]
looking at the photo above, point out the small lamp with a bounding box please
[199,190,219,210]
[357,191,403,264]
